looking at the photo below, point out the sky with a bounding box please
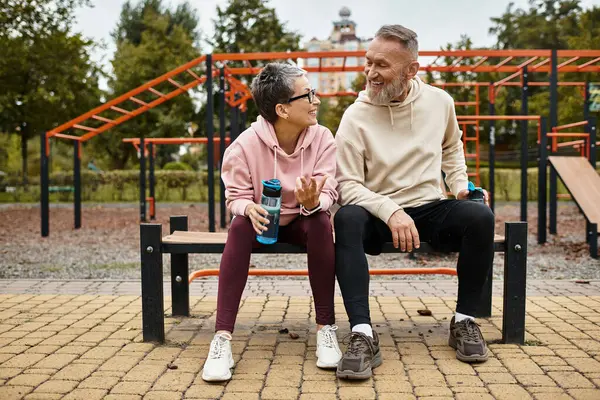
[74,0,600,86]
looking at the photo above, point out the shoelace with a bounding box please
[457,319,483,343]
[320,325,338,348]
[208,334,229,359]
[342,332,374,357]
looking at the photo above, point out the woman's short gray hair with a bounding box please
[251,62,306,123]
[375,25,419,60]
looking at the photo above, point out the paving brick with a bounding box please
[408,369,446,386]
[23,394,63,400]
[338,387,377,399]
[33,354,78,369]
[2,353,46,368]
[565,357,600,372]
[454,392,495,400]
[62,389,108,400]
[103,395,142,400]
[415,387,453,397]
[301,380,337,393]
[184,384,225,399]
[221,394,259,400]
[548,371,594,388]
[488,384,533,400]
[78,376,120,390]
[224,379,264,393]
[377,394,416,400]
[151,372,195,391]
[0,386,34,399]
[54,363,97,381]
[502,358,545,375]
[374,379,413,393]
[123,365,165,382]
[34,380,79,394]
[142,391,183,400]
[233,359,270,375]
[436,359,476,375]
[568,389,600,400]
[515,374,557,387]
[99,355,143,372]
[110,381,152,395]
[446,375,484,387]
[80,346,120,360]
[478,372,517,384]
[6,373,50,387]
[261,387,299,400]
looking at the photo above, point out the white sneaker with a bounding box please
[202,332,234,381]
[316,325,342,369]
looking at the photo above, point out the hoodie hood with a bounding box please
[356,75,424,128]
[250,115,319,179]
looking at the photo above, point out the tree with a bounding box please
[0,0,102,184]
[210,0,302,122]
[92,0,201,169]
[318,74,366,134]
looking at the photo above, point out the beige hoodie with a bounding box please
[335,76,468,224]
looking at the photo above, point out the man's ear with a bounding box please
[275,103,289,120]
[407,61,420,79]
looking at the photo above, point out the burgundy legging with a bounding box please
[215,212,336,332]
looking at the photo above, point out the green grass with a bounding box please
[91,262,138,270]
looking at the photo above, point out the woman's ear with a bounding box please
[275,103,289,120]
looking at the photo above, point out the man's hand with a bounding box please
[387,209,420,252]
[295,176,328,210]
[245,203,270,235]
[457,188,490,207]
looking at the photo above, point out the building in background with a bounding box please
[303,7,370,94]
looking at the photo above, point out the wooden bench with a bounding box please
[140,216,528,345]
[549,156,599,258]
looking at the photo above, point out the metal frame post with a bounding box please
[474,268,493,318]
[520,67,529,222]
[41,132,50,237]
[538,117,547,244]
[488,83,496,212]
[587,117,597,253]
[240,109,247,132]
[170,216,190,316]
[206,54,215,233]
[219,67,227,229]
[140,223,164,343]
[502,221,528,344]
[140,137,146,222]
[74,140,81,229]
[549,49,558,235]
[149,142,155,220]
[231,104,239,143]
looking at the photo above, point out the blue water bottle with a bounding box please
[467,181,485,203]
[256,179,282,245]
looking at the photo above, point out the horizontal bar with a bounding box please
[495,70,521,87]
[577,57,600,70]
[129,97,149,107]
[123,137,231,145]
[148,88,166,98]
[547,133,588,138]
[91,115,115,123]
[455,101,477,106]
[494,56,514,69]
[557,56,580,68]
[552,120,588,132]
[186,69,202,81]
[167,78,184,89]
[73,124,98,132]
[457,115,541,121]
[110,106,132,115]
[53,133,82,141]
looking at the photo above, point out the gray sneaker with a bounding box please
[336,331,382,380]
[448,317,489,363]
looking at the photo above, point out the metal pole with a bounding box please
[520,67,528,223]
[170,216,189,316]
[219,67,227,229]
[240,109,247,132]
[74,140,81,229]
[140,137,146,223]
[41,132,49,237]
[149,143,155,220]
[587,117,597,246]
[538,117,547,244]
[502,221,528,345]
[549,49,558,235]
[488,83,496,212]
[206,54,215,233]
[140,223,164,343]
[231,104,239,143]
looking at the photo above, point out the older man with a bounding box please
[334,25,495,380]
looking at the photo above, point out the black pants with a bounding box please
[334,200,495,328]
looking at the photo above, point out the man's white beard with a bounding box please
[367,73,409,105]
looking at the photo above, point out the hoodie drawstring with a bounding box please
[273,145,278,179]
[387,105,394,127]
[410,103,414,131]
[300,147,305,178]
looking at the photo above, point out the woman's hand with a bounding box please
[295,176,328,210]
[245,203,270,235]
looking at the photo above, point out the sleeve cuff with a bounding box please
[318,193,333,211]
[450,180,469,197]
[300,200,322,216]
[377,198,402,224]
[230,199,254,217]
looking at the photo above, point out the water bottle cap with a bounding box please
[262,179,281,197]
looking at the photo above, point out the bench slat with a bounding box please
[163,230,505,244]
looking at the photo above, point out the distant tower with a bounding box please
[330,7,356,43]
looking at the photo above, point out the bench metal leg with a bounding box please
[502,222,527,344]
[590,224,598,259]
[170,216,190,316]
[140,223,165,343]
[474,267,493,318]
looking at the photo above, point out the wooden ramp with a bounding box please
[548,156,600,227]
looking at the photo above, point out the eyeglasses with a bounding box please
[288,89,317,104]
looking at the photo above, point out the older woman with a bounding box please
[201,63,340,382]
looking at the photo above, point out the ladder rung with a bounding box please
[168,78,184,89]
[467,172,478,177]
[91,115,115,123]
[465,153,477,157]
[73,124,98,132]
[129,97,149,107]
[110,106,132,115]
[455,101,477,106]
[148,87,166,98]
[186,69,202,81]
[464,137,478,141]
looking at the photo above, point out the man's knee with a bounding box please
[467,203,495,235]
[334,205,370,231]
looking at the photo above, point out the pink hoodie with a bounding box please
[221,116,338,226]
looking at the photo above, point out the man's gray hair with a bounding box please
[251,63,306,123]
[375,25,419,59]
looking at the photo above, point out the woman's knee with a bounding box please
[304,212,333,234]
[228,216,255,239]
